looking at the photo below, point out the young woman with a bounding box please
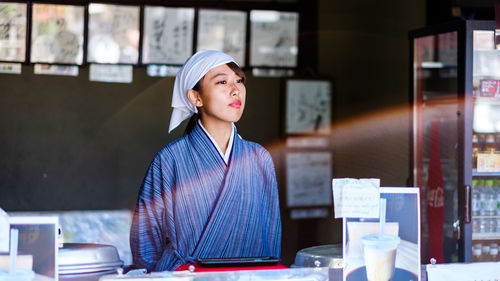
[130,50,282,271]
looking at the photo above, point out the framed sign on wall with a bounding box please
[282,78,333,150]
[197,9,247,66]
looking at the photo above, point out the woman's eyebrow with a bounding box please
[208,72,228,80]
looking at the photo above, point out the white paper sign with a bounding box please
[34,64,79,76]
[0,62,22,74]
[332,178,380,218]
[426,262,500,281]
[89,64,133,83]
[0,208,9,252]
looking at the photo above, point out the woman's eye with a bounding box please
[217,80,227,85]
[236,79,244,83]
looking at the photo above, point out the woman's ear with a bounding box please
[187,89,203,107]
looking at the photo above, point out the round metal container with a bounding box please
[59,243,123,281]
[293,244,343,268]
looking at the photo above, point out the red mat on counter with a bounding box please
[175,263,288,272]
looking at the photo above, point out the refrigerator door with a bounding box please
[412,30,461,263]
[470,27,500,262]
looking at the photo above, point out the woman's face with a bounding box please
[197,63,246,125]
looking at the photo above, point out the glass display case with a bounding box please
[410,20,500,263]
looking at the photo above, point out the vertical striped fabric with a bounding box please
[130,123,282,271]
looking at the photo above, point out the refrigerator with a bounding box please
[410,20,500,263]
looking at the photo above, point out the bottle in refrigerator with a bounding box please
[490,247,499,262]
[482,244,491,261]
[473,217,481,233]
[486,218,496,233]
[473,134,479,171]
[472,179,480,216]
[496,134,500,152]
[486,180,496,216]
[473,248,482,262]
[485,134,496,153]
[479,179,488,216]
[496,179,500,216]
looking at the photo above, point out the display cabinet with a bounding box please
[410,20,500,263]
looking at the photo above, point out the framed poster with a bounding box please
[31,4,84,65]
[286,151,332,207]
[142,6,194,65]
[87,4,140,64]
[0,2,27,62]
[197,9,247,66]
[250,10,298,67]
[343,188,421,281]
[285,79,332,135]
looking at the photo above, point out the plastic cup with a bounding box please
[361,234,400,281]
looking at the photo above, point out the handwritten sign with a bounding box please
[143,6,194,65]
[286,152,332,207]
[332,178,380,218]
[250,10,298,67]
[197,9,247,66]
[0,2,27,62]
[31,4,84,64]
[286,80,331,134]
[88,4,139,64]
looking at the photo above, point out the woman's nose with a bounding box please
[230,82,240,96]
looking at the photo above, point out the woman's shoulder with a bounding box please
[153,135,190,159]
[239,137,271,157]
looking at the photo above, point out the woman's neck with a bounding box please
[199,119,233,154]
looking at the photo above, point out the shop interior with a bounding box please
[0,0,496,269]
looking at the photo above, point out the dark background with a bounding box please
[0,0,496,266]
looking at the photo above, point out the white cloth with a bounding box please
[197,119,235,164]
[168,50,236,133]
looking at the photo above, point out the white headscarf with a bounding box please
[168,50,237,133]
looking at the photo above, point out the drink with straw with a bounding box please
[361,198,400,281]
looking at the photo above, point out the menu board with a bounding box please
[143,6,194,65]
[197,9,247,66]
[31,4,84,65]
[250,10,298,67]
[88,4,140,64]
[0,2,27,62]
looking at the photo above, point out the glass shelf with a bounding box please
[472,233,500,240]
[472,215,500,219]
[472,172,500,177]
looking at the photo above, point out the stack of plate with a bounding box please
[59,243,123,281]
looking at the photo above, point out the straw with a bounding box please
[379,198,386,237]
[10,228,19,273]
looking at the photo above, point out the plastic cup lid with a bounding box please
[360,235,400,247]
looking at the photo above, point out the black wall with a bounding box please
[0,65,284,211]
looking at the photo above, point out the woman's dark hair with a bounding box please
[184,62,245,135]
[184,113,200,135]
[192,62,246,92]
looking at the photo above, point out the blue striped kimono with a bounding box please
[130,123,281,271]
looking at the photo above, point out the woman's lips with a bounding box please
[230,100,241,109]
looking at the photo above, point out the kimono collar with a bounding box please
[196,120,236,165]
